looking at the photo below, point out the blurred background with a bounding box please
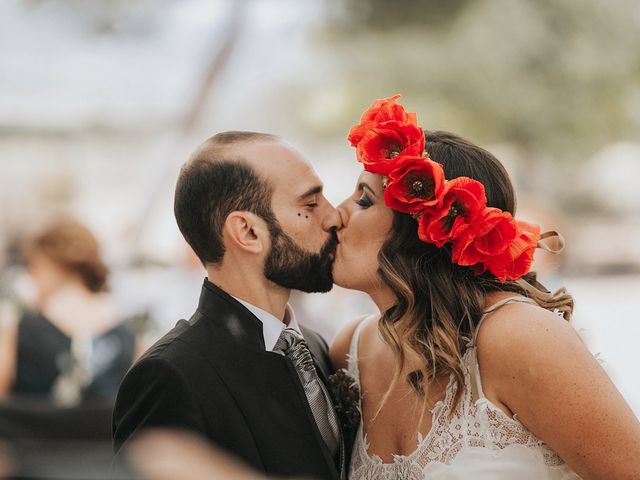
[0,0,639,477]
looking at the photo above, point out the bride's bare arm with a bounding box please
[477,302,640,480]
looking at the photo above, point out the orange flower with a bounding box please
[383,156,445,213]
[418,177,486,247]
[451,207,517,268]
[482,220,541,281]
[347,94,545,283]
[348,94,419,147]
[356,122,425,175]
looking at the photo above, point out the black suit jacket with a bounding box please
[112,280,343,480]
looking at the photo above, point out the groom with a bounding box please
[112,132,344,480]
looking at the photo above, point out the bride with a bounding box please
[328,96,640,479]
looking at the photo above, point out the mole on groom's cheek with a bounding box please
[296,212,309,219]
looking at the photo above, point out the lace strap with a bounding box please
[346,316,371,386]
[467,296,536,348]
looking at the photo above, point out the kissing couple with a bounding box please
[113,96,640,479]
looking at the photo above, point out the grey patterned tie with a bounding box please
[273,327,341,456]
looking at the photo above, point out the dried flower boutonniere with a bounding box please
[328,368,361,446]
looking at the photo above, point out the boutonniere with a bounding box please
[328,368,361,440]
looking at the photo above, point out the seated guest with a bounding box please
[0,219,134,406]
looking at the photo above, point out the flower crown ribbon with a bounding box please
[537,230,565,254]
[348,95,564,282]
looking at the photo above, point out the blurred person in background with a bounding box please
[0,219,135,406]
[329,97,640,479]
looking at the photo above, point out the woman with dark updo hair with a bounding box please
[0,219,134,405]
[328,97,640,479]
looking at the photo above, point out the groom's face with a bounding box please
[246,141,338,292]
[264,219,337,293]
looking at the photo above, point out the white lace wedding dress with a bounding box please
[347,297,581,479]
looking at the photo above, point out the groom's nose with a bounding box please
[322,205,343,232]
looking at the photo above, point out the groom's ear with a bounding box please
[223,211,268,256]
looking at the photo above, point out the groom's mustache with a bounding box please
[320,228,339,262]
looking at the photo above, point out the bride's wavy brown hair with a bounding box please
[376,130,574,413]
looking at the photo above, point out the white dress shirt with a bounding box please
[232,296,301,351]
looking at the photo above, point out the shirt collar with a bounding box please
[232,297,300,351]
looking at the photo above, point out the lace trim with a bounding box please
[349,349,570,478]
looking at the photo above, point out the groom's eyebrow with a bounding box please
[298,185,323,200]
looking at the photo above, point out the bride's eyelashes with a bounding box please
[355,192,372,208]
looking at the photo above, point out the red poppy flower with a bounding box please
[483,220,541,281]
[356,122,425,176]
[348,94,419,147]
[418,177,486,247]
[451,207,517,267]
[383,156,445,213]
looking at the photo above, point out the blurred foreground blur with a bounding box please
[126,430,268,480]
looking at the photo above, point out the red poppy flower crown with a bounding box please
[348,95,559,283]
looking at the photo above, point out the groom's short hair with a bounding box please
[174,131,279,266]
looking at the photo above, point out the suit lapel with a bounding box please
[182,281,340,479]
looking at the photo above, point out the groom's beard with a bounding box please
[264,224,338,293]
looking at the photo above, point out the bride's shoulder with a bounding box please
[476,299,586,397]
[329,314,376,371]
[476,299,576,357]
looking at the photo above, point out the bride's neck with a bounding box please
[368,283,397,313]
